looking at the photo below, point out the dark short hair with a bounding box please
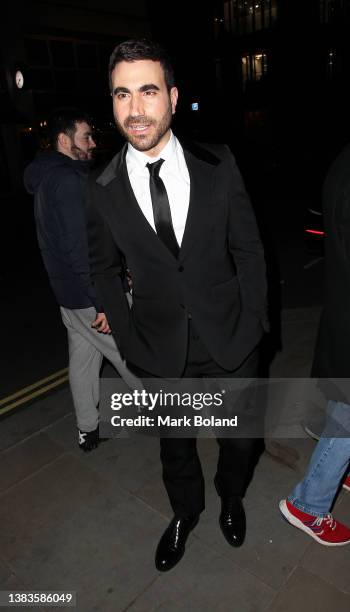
[108,39,175,92]
[48,107,92,150]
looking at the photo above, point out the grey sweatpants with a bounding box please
[60,306,141,432]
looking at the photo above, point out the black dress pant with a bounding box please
[128,321,260,517]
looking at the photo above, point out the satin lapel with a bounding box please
[180,149,215,261]
[96,144,127,186]
[97,147,178,262]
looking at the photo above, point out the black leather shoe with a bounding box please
[215,477,246,547]
[155,515,199,572]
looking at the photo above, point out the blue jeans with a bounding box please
[288,401,350,518]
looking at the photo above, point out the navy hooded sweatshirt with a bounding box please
[24,150,102,310]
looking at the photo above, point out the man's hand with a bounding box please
[126,268,133,292]
[91,312,111,334]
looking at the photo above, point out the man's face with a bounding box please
[111,60,178,157]
[69,121,96,161]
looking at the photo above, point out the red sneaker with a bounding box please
[343,475,350,492]
[279,499,350,546]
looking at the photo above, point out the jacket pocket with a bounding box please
[211,276,239,299]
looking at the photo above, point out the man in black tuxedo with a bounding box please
[88,39,268,571]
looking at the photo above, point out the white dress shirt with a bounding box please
[126,131,190,246]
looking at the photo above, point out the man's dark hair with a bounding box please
[108,39,175,92]
[48,107,92,150]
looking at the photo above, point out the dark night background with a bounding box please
[1,0,348,395]
[1,5,350,605]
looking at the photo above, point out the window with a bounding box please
[0,132,11,193]
[23,36,114,93]
[241,52,268,88]
[24,38,50,66]
[100,44,118,72]
[76,43,98,69]
[0,57,6,91]
[50,41,75,69]
[224,0,277,34]
[320,0,346,22]
[77,70,102,91]
[27,68,54,91]
[54,70,77,92]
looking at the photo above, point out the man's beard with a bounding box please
[115,104,172,152]
[70,144,93,161]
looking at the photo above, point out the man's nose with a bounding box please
[129,94,144,116]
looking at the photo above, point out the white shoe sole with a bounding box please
[279,499,350,547]
[303,424,321,441]
[343,482,350,492]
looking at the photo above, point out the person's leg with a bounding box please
[160,437,205,517]
[184,321,262,547]
[63,307,142,391]
[127,358,205,517]
[303,402,350,488]
[288,401,350,517]
[126,357,203,573]
[60,307,102,433]
[288,438,350,516]
[289,452,350,513]
[215,437,258,496]
[198,343,261,497]
[279,401,350,546]
[90,329,143,392]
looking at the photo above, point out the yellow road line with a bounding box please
[0,375,69,416]
[0,368,68,407]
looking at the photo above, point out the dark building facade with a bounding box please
[1,0,150,193]
[214,0,350,197]
[2,0,350,199]
[148,0,218,142]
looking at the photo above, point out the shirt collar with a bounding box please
[127,130,176,171]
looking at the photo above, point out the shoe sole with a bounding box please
[279,500,350,547]
[303,424,321,441]
[343,482,350,492]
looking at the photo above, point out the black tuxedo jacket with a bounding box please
[87,139,268,377]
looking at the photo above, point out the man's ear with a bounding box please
[170,87,178,115]
[57,132,71,151]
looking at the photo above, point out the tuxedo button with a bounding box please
[178,265,184,272]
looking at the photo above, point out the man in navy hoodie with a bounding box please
[24,108,139,451]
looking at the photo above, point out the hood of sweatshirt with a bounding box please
[23,150,90,194]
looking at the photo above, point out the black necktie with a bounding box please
[146,159,180,258]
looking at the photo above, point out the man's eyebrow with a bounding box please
[113,86,130,95]
[139,83,160,92]
[113,83,160,96]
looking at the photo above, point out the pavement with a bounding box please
[1,306,350,612]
